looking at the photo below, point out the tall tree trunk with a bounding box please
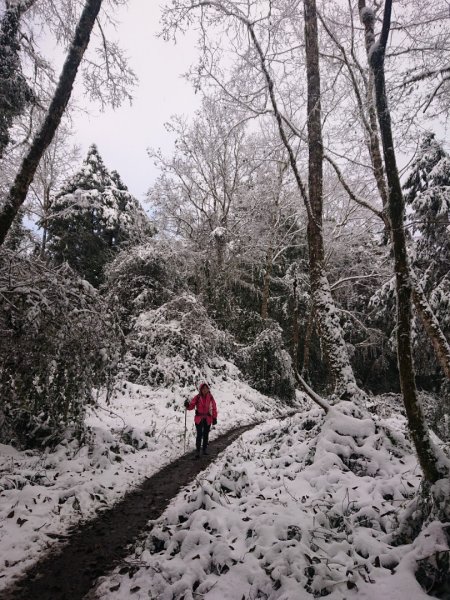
[261,246,273,320]
[411,279,450,381]
[304,0,360,399]
[194,0,361,399]
[357,1,389,215]
[364,0,447,484]
[320,8,388,223]
[292,278,300,371]
[0,0,103,246]
[359,0,450,382]
[367,82,387,205]
[301,300,314,379]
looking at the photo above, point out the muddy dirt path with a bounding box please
[2,423,259,600]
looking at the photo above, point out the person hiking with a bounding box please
[184,383,217,458]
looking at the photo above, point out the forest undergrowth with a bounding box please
[93,396,450,600]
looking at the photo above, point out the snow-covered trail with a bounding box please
[0,376,301,594]
[91,402,445,600]
[1,421,270,600]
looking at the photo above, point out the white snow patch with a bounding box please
[92,402,444,600]
[0,378,302,591]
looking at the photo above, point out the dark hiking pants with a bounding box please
[195,419,211,452]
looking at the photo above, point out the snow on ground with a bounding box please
[0,372,300,592]
[92,401,448,600]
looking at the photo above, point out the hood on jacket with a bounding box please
[199,382,209,393]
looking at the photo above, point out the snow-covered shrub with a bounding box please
[414,522,450,599]
[236,322,296,402]
[430,277,450,332]
[96,402,448,600]
[122,294,232,387]
[0,250,121,449]
[103,240,186,332]
[222,306,266,344]
[419,389,450,443]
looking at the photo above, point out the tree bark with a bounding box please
[292,278,300,370]
[364,0,447,484]
[411,277,450,381]
[186,0,362,398]
[0,0,37,157]
[304,0,360,398]
[301,300,314,379]
[357,0,388,215]
[0,0,103,246]
[261,246,273,320]
[366,73,389,213]
[358,0,450,382]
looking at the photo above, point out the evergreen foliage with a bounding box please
[367,133,450,393]
[404,133,450,282]
[403,133,450,387]
[0,249,121,449]
[122,294,231,388]
[104,240,187,333]
[236,322,296,402]
[0,7,34,157]
[46,144,153,286]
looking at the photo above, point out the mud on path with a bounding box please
[2,423,259,600]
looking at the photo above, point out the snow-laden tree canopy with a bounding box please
[46,144,153,286]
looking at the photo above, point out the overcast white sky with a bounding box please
[72,2,201,202]
[43,0,450,204]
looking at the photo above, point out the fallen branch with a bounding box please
[294,370,330,413]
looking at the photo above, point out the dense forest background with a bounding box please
[0,0,449,596]
[1,0,449,441]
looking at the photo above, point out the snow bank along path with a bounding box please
[92,402,444,600]
[0,377,295,593]
[1,422,268,600]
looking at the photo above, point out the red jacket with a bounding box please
[187,389,218,425]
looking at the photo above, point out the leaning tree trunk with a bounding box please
[411,278,450,381]
[359,0,450,382]
[303,0,360,399]
[364,0,447,484]
[0,0,103,246]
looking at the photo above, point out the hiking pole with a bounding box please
[183,407,187,453]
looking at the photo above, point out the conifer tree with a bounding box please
[0,3,35,157]
[403,133,450,382]
[0,0,105,247]
[404,133,450,284]
[47,144,152,286]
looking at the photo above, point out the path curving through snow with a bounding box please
[2,422,263,600]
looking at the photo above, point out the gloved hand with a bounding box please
[184,400,190,408]
[213,418,217,425]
